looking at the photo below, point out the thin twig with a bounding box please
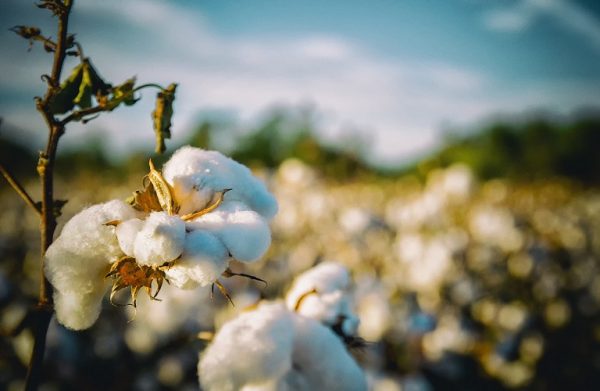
[25,1,73,390]
[59,104,104,125]
[133,83,166,92]
[0,164,41,215]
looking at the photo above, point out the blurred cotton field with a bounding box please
[1,155,599,390]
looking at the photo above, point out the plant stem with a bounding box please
[0,164,41,215]
[133,82,166,92]
[25,1,73,390]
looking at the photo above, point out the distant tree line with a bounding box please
[2,112,600,184]
[417,116,600,184]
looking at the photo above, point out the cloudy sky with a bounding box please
[1,0,600,165]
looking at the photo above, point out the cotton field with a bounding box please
[1,158,599,390]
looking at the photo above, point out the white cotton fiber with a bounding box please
[53,288,106,331]
[165,230,229,288]
[115,218,144,257]
[162,146,278,219]
[282,315,367,391]
[133,212,186,266]
[45,199,139,330]
[287,262,351,296]
[199,302,295,391]
[186,201,271,263]
[286,262,359,336]
[198,303,367,391]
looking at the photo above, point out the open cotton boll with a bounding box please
[199,302,295,391]
[282,315,367,391]
[50,200,139,269]
[115,218,144,257]
[292,290,345,324]
[133,212,186,266]
[287,262,351,298]
[199,303,367,391]
[165,230,229,288]
[162,146,278,219]
[285,262,360,336]
[285,262,351,315]
[187,201,271,262]
[45,200,139,330]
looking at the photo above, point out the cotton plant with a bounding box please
[44,146,278,330]
[199,262,367,390]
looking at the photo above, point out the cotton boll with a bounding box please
[45,200,139,330]
[285,262,351,316]
[49,200,139,270]
[199,303,367,391]
[168,175,213,216]
[285,262,361,337]
[287,262,351,300]
[162,146,278,219]
[133,212,186,266]
[54,288,107,331]
[187,201,271,263]
[292,290,346,325]
[163,267,199,290]
[199,303,295,391]
[165,230,229,287]
[115,218,144,257]
[282,315,367,391]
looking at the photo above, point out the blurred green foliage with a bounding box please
[418,117,600,184]
[2,111,600,184]
[187,110,371,180]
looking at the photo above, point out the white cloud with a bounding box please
[2,0,600,166]
[483,7,536,32]
[483,0,600,51]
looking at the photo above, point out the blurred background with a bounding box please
[1,0,600,390]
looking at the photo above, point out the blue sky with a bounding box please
[1,0,600,165]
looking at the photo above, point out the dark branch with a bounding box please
[0,164,42,215]
[59,104,105,126]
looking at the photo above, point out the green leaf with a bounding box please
[85,59,111,96]
[74,64,92,109]
[48,62,84,114]
[102,77,138,110]
[152,83,177,154]
[73,59,111,110]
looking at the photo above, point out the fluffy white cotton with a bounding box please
[133,212,186,266]
[282,315,367,391]
[165,230,229,288]
[285,262,359,335]
[187,200,271,263]
[115,218,144,257]
[199,303,295,391]
[162,146,278,219]
[199,302,366,391]
[287,262,351,297]
[45,200,139,330]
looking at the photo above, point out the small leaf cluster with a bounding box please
[47,59,142,117]
[11,18,178,153]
